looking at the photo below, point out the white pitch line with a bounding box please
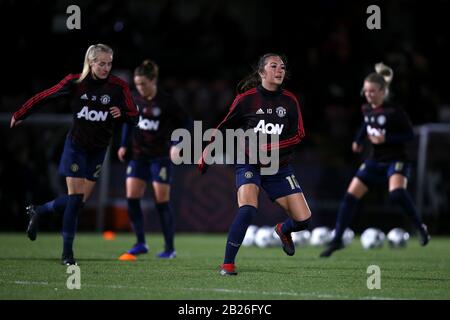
[183,287,401,300]
[14,280,49,286]
[6,280,407,300]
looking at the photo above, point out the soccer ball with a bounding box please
[254,226,274,248]
[387,228,410,248]
[310,227,332,246]
[330,228,355,246]
[292,230,311,247]
[360,228,385,249]
[242,225,258,247]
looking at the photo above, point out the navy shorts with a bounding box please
[235,164,303,202]
[58,136,107,181]
[126,158,173,184]
[355,159,411,188]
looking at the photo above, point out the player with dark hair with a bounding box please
[320,63,430,258]
[199,53,312,275]
[10,44,139,265]
[117,59,191,260]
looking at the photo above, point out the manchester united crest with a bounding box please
[276,106,286,118]
[100,95,110,105]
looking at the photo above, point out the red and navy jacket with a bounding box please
[201,84,305,170]
[120,90,191,160]
[354,102,414,162]
[13,73,139,150]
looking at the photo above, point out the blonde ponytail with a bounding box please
[77,44,113,83]
[375,62,394,86]
[364,62,394,98]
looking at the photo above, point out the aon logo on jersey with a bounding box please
[366,125,386,137]
[138,117,160,131]
[254,119,284,135]
[77,106,108,122]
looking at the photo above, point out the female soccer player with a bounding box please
[199,53,312,275]
[320,63,430,258]
[117,59,191,260]
[10,44,139,265]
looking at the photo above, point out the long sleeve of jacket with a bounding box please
[13,74,79,121]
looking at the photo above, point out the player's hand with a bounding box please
[110,106,121,118]
[10,115,23,128]
[368,134,385,145]
[352,142,363,153]
[117,147,127,162]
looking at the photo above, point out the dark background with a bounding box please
[1,0,449,234]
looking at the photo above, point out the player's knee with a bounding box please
[127,190,143,198]
[347,188,366,200]
[127,184,146,198]
[238,198,258,208]
[289,207,311,221]
[237,185,259,207]
[155,194,170,203]
[347,178,368,199]
[154,190,170,203]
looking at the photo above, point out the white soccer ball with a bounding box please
[387,228,410,248]
[242,225,258,247]
[360,228,385,249]
[254,226,273,248]
[330,228,355,246]
[310,227,332,246]
[292,230,311,247]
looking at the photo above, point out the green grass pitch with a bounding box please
[0,233,449,300]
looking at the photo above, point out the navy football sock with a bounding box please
[389,189,423,230]
[127,198,146,244]
[62,194,83,256]
[224,205,257,264]
[333,193,359,243]
[156,202,175,252]
[35,195,70,216]
[281,217,311,234]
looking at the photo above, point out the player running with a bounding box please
[320,63,430,258]
[117,59,191,261]
[199,53,312,275]
[10,44,139,265]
